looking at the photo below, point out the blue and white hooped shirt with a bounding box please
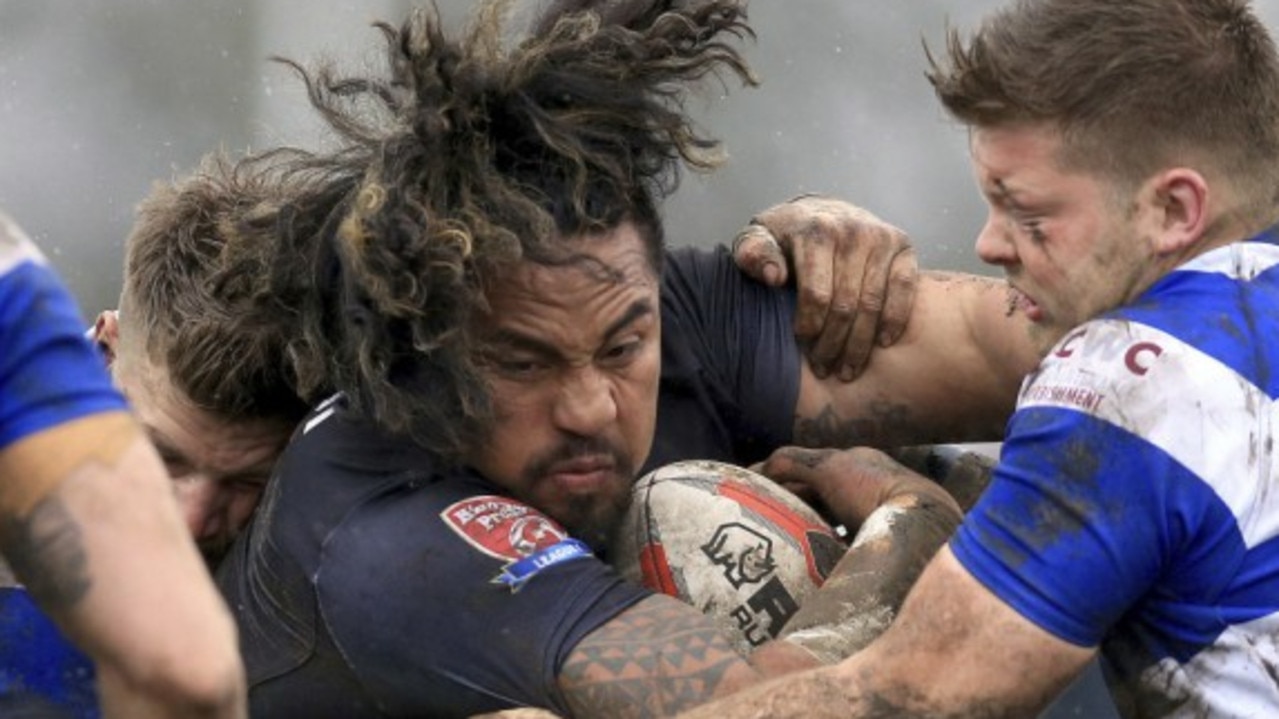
[952,229,1279,717]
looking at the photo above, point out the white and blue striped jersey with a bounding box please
[951,230,1279,717]
[0,212,124,451]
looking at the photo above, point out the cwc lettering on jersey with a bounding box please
[1052,324,1161,366]
[443,495,569,561]
[1024,322,1169,415]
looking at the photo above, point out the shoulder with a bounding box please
[1021,318,1184,421]
[0,211,45,278]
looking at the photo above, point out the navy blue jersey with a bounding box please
[218,246,805,717]
[952,231,1279,715]
[647,245,800,470]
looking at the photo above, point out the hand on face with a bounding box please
[732,196,918,382]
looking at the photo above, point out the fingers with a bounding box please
[756,447,889,529]
[809,231,880,382]
[876,246,919,348]
[746,196,917,382]
[788,219,836,346]
[730,222,788,287]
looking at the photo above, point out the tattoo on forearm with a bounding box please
[793,401,913,448]
[560,597,744,718]
[0,495,90,611]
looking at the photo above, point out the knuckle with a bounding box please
[828,301,858,320]
[800,284,833,307]
[799,215,836,244]
[857,288,887,313]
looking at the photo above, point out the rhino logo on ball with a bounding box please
[701,522,777,588]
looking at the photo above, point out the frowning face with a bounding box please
[970,123,1156,356]
[464,222,662,549]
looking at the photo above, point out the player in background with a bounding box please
[0,209,246,718]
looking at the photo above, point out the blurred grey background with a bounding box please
[16,0,1279,313]
[7,2,1279,716]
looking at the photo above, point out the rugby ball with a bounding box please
[610,460,846,656]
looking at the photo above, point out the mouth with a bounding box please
[1008,285,1044,322]
[544,456,620,496]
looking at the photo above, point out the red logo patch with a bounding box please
[442,496,568,561]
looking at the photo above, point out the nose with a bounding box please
[974,214,1015,268]
[173,475,228,542]
[551,365,617,437]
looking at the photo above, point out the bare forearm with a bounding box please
[793,272,1033,449]
[672,665,859,719]
[779,488,960,662]
[0,415,247,719]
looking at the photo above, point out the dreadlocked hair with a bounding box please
[273,0,756,462]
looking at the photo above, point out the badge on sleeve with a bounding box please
[441,496,592,592]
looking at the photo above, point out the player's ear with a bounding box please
[92,309,120,366]
[1147,168,1209,256]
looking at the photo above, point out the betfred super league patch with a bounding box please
[442,496,592,591]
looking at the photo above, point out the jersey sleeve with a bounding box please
[0,216,125,451]
[316,490,651,716]
[950,319,1244,648]
[659,245,801,457]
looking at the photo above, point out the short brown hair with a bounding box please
[119,150,323,424]
[927,0,1279,222]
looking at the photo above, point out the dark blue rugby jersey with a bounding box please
[217,245,806,717]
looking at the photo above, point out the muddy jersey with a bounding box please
[951,232,1279,717]
[0,214,122,718]
[216,246,803,717]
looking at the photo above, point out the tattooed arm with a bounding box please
[0,412,247,719]
[792,271,1039,448]
[557,593,821,717]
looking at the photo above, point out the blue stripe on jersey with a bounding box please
[0,259,125,450]
[951,406,1269,660]
[1219,533,1279,625]
[0,587,98,718]
[1109,253,1279,398]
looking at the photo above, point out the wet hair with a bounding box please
[926,0,1279,220]
[119,149,346,424]
[268,0,756,461]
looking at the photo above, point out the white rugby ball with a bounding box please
[610,460,846,656]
